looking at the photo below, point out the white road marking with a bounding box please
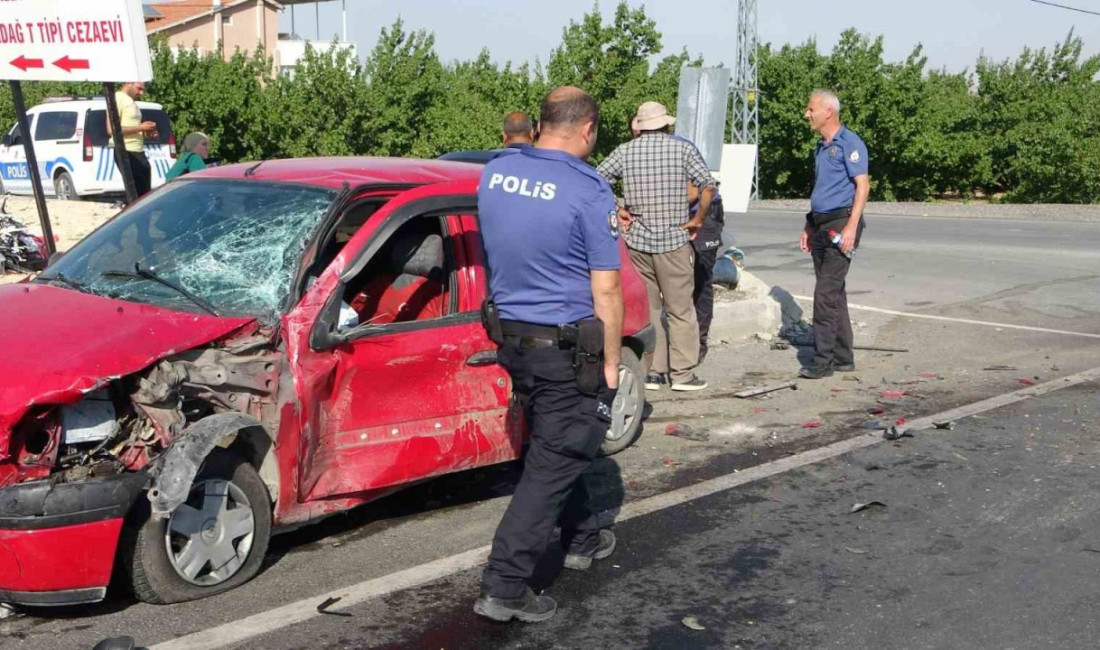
[792,295,1100,340]
[151,366,1100,650]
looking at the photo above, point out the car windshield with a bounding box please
[38,179,336,321]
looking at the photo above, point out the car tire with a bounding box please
[54,170,78,201]
[599,346,646,456]
[119,449,272,604]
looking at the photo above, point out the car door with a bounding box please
[0,118,33,195]
[288,181,520,501]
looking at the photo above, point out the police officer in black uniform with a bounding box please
[473,87,625,623]
[800,89,870,379]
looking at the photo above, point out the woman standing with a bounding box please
[165,133,211,181]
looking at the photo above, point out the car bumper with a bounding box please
[0,470,148,606]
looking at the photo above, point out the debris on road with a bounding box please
[735,382,797,399]
[1018,377,1038,386]
[845,546,869,555]
[842,375,862,382]
[663,457,680,467]
[933,420,956,430]
[883,419,913,440]
[879,390,908,399]
[983,365,1018,371]
[681,615,707,631]
[665,423,710,442]
[802,420,823,428]
[317,596,353,617]
[770,340,791,351]
[867,406,885,415]
[850,501,887,514]
[918,371,942,379]
[860,420,884,429]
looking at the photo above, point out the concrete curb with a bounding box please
[708,271,783,343]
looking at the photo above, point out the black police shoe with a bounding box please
[563,529,617,571]
[473,587,557,623]
[799,363,834,379]
[834,362,856,372]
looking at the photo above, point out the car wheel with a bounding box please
[120,449,272,604]
[54,170,78,201]
[599,346,646,456]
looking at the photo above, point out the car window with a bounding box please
[39,179,337,321]
[337,215,454,330]
[34,111,78,141]
[86,108,173,146]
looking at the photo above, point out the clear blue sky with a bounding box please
[277,0,1100,72]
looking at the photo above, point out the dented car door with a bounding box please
[287,182,519,501]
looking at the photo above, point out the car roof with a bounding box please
[437,148,517,165]
[29,99,164,112]
[189,156,485,190]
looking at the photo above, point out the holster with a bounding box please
[572,318,605,394]
[480,299,504,345]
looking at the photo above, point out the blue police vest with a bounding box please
[478,147,620,325]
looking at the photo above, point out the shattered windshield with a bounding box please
[39,180,336,321]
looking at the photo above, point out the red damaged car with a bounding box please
[0,158,654,607]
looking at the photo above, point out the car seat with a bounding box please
[350,231,445,325]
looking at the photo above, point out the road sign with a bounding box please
[0,0,152,82]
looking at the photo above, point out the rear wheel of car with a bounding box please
[54,171,78,201]
[599,346,646,456]
[120,449,271,604]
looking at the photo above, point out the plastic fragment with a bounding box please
[682,616,706,631]
[850,501,887,514]
[802,420,823,429]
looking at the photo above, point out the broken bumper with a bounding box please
[0,470,148,606]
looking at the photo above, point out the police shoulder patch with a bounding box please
[849,150,861,163]
[608,209,620,238]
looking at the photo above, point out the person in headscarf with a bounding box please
[165,132,210,181]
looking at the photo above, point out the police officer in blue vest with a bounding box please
[799,89,870,379]
[474,86,624,622]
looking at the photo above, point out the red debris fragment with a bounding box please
[752,407,769,414]
[1018,377,1037,386]
[802,420,823,428]
[896,417,907,426]
[831,388,843,393]
[918,371,940,378]
[662,457,679,466]
[867,407,885,415]
[879,390,907,399]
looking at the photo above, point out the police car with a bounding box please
[0,97,176,200]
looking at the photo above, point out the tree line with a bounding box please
[1,2,1097,203]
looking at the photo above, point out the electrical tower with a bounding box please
[732,0,759,199]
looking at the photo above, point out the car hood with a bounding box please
[0,284,254,432]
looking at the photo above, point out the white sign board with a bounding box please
[0,0,152,82]
[716,144,758,214]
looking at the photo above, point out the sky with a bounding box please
[277,0,1100,72]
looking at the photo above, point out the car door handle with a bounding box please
[466,350,499,366]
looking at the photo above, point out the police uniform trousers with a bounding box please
[809,214,864,368]
[691,198,724,364]
[480,341,606,599]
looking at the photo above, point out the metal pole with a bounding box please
[103,83,138,204]
[342,0,347,42]
[315,1,320,41]
[9,81,55,258]
[291,4,296,37]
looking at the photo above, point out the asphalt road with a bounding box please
[282,379,1100,649]
[3,209,1100,649]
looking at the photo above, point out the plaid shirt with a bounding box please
[597,132,717,253]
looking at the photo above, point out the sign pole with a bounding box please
[8,80,56,258]
[103,82,138,204]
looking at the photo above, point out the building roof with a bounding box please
[145,0,283,35]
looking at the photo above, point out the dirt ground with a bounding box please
[0,195,118,285]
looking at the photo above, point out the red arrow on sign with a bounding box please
[53,56,90,73]
[10,56,44,71]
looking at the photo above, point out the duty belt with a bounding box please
[500,320,578,350]
[807,207,851,228]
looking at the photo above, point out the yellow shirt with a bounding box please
[115,91,143,153]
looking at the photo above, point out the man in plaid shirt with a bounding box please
[598,101,717,391]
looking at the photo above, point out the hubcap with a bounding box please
[57,177,74,200]
[606,363,640,442]
[164,479,255,586]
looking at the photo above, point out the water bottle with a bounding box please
[828,230,854,259]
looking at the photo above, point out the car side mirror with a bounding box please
[309,286,349,351]
[1,135,12,147]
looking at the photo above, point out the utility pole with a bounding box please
[732,0,760,200]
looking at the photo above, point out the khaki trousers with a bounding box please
[629,244,701,385]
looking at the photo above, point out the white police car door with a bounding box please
[0,118,34,196]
